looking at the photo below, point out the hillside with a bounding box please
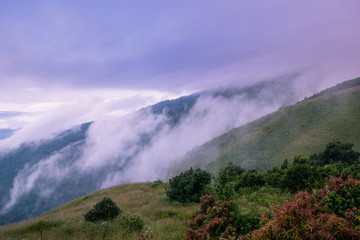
[0,182,198,240]
[175,78,360,174]
[0,180,293,240]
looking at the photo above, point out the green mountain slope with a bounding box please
[175,78,360,174]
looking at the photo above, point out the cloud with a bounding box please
[1,75,311,214]
[0,1,359,91]
[1,148,72,214]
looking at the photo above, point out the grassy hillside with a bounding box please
[0,181,292,240]
[0,182,198,240]
[175,81,360,174]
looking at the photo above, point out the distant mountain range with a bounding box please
[174,77,360,174]
[1,76,356,226]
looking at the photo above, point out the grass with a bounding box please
[0,182,198,240]
[0,182,292,240]
[176,85,360,174]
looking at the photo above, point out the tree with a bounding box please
[236,169,266,189]
[84,197,121,240]
[213,163,244,200]
[321,141,360,165]
[282,155,322,192]
[84,197,121,223]
[311,141,360,166]
[166,168,211,203]
[216,162,244,186]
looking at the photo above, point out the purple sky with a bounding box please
[0,0,360,128]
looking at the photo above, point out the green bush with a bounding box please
[166,168,211,203]
[84,197,121,223]
[216,162,244,186]
[236,169,266,189]
[213,163,243,200]
[282,155,322,192]
[117,213,145,233]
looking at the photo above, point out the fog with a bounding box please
[0,75,325,217]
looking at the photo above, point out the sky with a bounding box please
[0,0,360,129]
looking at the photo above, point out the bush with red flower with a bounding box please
[240,175,360,239]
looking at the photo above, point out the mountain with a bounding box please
[0,76,301,225]
[174,77,360,174]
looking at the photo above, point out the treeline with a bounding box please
[166,141,360,239]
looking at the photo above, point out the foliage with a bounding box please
[166,168,211,203]
[241,175,360,239]
[212,163,243,200]
[185,194,263,239]
[311,141,360,166]
[185,195,239,239]
[216,162,244,186]
[84,197,121,223]
[281,155,322,192]
[117,213,145,233]
[235,169,266,189]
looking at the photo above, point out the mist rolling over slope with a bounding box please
[0,77,309,225]
[176,77,360,174]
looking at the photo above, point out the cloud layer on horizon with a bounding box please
[0,0,359,93]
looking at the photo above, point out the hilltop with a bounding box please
[175,77,360,174]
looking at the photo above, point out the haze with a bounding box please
[0,0,359,130]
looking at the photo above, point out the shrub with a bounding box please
[84,197,121,223]
[236,169,266,189]
[216,162,244,186]
[117,213,145,233]
[240,175,360,239]
[282,155,322,192]
[213,163,243,200]
[166,168,211,203]
[186,194,251,239]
